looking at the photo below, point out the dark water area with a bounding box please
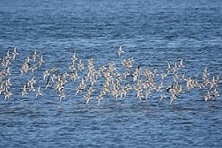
[0,0,222,147]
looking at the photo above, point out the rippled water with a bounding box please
[1,0,222,147]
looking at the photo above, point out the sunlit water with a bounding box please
[0,0,222,147]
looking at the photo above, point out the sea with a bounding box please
[0,0,222,147]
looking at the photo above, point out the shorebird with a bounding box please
[4,88,12,100]
[77,60,84,72]
[159,94,167,102]
[0,82,4,95]
[172,62,178,73]
[55,80,65,93]
[132,71,139,82]
[21,84,27,96]
[4,78,11,88]
[51,67,57,74]
[12,47,19,60]
[208,76,217,89]
[108,62,115,73]
[75,78,85,95]
[70,71,78,82]
[169,94,176,104]
[152,68,158,77]
[117,45,124,56]
[202,67,209,84]
[137,90,145,100]
[20,62,29,75]
[0,71,2,81]
[1,55,11,68]
[38,55,44,68]
[212,87,219,99]
[132,65,140,82]
[97,93,104,105]
[25,56,31,64]
[178,59,184,68]
[3,50,12,64]
[3,67,11,76]
[204,90,211,102]
[99,65,106,74]
[186,77,193,91]
[32,49,38,62]
[84,93,92,104]
[43,69,50,80]
[71,52,78,64]
[69,64,75,72]
[173,73,179,82]
[156,81,163,92]
[29,76,36,85]
[35,87,42,98]
[167,62,171,73]
[181,73,186,81]
[59,90,66,101]
[45,76,51,89]
[30,65,37,73]
[121,57,134,69]
[161,73,167,80]
[123,70,130,79]
[27,76,36,91]
[144,89,151,100]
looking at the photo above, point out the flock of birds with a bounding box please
[0,46,221,105]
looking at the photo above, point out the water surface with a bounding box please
[0,0,222,147]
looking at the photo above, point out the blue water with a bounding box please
[1,0,222,147]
